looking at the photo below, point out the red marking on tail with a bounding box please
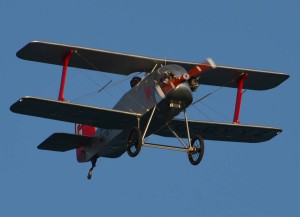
[75,124,96,162]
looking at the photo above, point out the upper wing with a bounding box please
[156,119,282,143]
[17,41,163,75]
[17,41,288,90]
[10,96,141,129]
[196,66,289,90]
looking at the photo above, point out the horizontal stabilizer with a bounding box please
[17,41,289,90]
[38,133,94,152]
[157,119,282,143]
[10,96,141,129]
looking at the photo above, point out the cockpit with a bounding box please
[130,76,142,87]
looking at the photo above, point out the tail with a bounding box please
[75,124,96,162]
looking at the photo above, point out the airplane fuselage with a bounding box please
[77,65,193,162]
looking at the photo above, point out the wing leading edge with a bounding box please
[10,96,141,129]
[156,119,282,143]
[17,41,289,90]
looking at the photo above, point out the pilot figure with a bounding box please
[130,76,142,87]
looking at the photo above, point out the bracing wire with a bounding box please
[192,74,242,106]
[191,73,246,121]
[71,80,112,102]
[198,101,231,122]
[75,51,112,84]
[98,80,112,93]
[190,104,214,121]
[70,50,149,112]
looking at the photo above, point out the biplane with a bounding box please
[10,41,289,179]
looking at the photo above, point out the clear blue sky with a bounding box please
[1,0,299,216]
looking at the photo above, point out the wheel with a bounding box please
[188,135,205,165]
[126,127,142,157]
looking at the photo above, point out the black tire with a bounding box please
[188,135,205,165]
[126,127,142,157]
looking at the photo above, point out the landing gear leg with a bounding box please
[126,106,157,158]
[87,156,98,180]
[183,110,205,165]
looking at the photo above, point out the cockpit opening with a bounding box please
[130,76,142,87]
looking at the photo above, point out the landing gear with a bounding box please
[87,156,98,180]
[188,135,205,165]
[126,106,157,157]
[126,107,206,166]
[126,127,142,157]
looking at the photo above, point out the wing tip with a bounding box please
[10,96,31,113]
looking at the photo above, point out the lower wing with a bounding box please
[10,96,141,129]
[156,119,282,143]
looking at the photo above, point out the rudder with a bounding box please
[75,124,96,162]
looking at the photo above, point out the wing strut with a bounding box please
[233,73,248,124]
[58,50,74,101]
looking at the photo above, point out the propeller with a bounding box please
[172,58,216,91]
